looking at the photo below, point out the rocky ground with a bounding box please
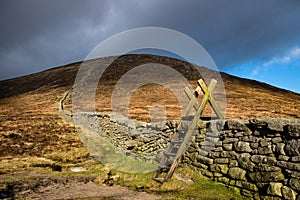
[10,177,160,199]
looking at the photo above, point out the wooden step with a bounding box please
[158,164,170,170]
[200,116,219,120]
[170,140,182,144]
[163,152,176,157]
[153,177,165,183]
[182,115,194,121]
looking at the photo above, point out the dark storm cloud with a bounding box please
[128,0,300,68]
[0,0,112,79]
[1,0,300,80]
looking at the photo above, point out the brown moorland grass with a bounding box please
[0,54,299,198]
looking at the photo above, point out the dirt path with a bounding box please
[17,181,160,200]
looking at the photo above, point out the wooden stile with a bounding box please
[153,79,224,183]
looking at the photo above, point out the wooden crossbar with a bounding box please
[198,79,224,119]
[184,79,224,119]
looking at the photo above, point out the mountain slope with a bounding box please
[0,54,299,157]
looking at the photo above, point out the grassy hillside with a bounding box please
[0,54,299,199]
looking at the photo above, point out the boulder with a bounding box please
[285,139,300,156]
[234,141,252,153]
[284,124,300,138]
[289,178,300,192]
[267,182,282,197]
[228,167,246,180]
[237,153,255,171]
[281,186,296,200]
[225,120,249,131]
[249,171,284,182]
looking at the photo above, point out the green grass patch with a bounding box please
[171,169,246,200]
[0,142,245,200]
[102,166,245,200]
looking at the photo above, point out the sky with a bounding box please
[1,0,300,93]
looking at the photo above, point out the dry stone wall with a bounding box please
[64,111,179,162]
[60,100,300,199]
[183,118,300,200]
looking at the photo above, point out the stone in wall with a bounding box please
[183,118,300,200]
[285,139,300,156]
[285,124,300,138]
